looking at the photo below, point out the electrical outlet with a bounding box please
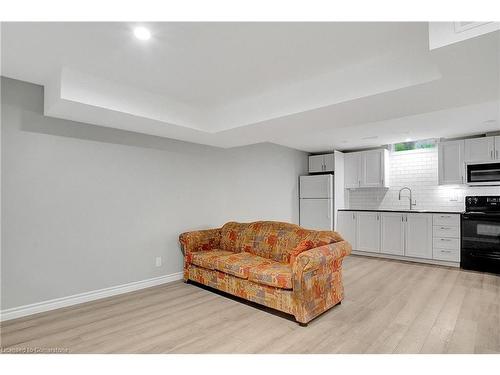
[155,257,162,267]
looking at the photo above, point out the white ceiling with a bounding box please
[2,22,499,151]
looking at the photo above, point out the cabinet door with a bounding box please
[464,137,495,162]
[438,140,465,185]
[344,153,360,189]
[496,136,500,160]
[323,153,335,172]
[308,155,324,173]
[336,211,357,249]
[356,212,380,253]
[405,213,432,259]
[361,150,384,187]
[380,213,405,256]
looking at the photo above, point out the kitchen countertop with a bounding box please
[338,208,464,214]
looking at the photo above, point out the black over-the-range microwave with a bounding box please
[466,162,500,186]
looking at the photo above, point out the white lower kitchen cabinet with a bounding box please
[405,213,433,259]
[337,210,460,266]
[336,211,357,249]
[356,212,380,253]
[432,213,461,262]
[380,212,405,256]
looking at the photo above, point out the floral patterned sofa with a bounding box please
[179,221,351,325]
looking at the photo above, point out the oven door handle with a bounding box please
[463,213,500,220]
[467,252,500,261]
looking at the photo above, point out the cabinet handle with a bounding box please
[440,238,452,241]
[491,150,494,159]
[497,150,499,159]
[440,249,452,253]
[440,227,450,230]
[352,213,355,220]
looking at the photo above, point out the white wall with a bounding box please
[348,147,500,211]
[1,77,308,310]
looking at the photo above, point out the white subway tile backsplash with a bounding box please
[348,148,500,211]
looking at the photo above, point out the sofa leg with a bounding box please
[298,322,308,327]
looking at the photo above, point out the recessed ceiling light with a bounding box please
[405,138,412,142]
[134,27,151,41]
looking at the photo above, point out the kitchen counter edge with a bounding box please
[338,209,464,214]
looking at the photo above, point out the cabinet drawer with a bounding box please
[433,247,460,262]
[433,225,459,238]
[433,237,460,250]
[433,214,460,226]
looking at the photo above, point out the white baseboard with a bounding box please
[0,272,184,322]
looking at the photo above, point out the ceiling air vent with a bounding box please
[454,21,491,33]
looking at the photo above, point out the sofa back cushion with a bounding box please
[220,221,344,263]
[220,222,252,253]
[241,221,310,263]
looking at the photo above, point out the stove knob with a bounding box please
[474,197,479,204]
[467,197,472,204]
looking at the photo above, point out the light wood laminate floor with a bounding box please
[1,255,499,354]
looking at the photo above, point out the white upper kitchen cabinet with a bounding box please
[380,212,405,256]
[405,213,433,259]
[438,140,465,185]
[308,155,325,173]
[356,212,380,253]
[464,136,496,162]
[336,211,357,249]
[344,152,361,189]
[308,153,335,173]
[344,149,388,189]
[361,149,388,188]
[323,153,335,172]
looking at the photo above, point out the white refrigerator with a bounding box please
[299,175,334,230]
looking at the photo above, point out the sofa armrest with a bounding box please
[293,240,352,274]
[291,240,352,323]
[179,228,221,257]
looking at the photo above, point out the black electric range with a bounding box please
[461,196,500,274]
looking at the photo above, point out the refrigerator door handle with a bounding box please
[328,176,333,199]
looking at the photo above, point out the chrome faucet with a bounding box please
[398,187,416,210]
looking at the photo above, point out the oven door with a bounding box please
[466,162,500,185]
[461,213,500,274]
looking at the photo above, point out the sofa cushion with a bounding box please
[190,249,235,270]
[215,252,272,279]
[288,230,344,264]
[220,222,251,252]
[240,221,310,263]
[248,262,293,289]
